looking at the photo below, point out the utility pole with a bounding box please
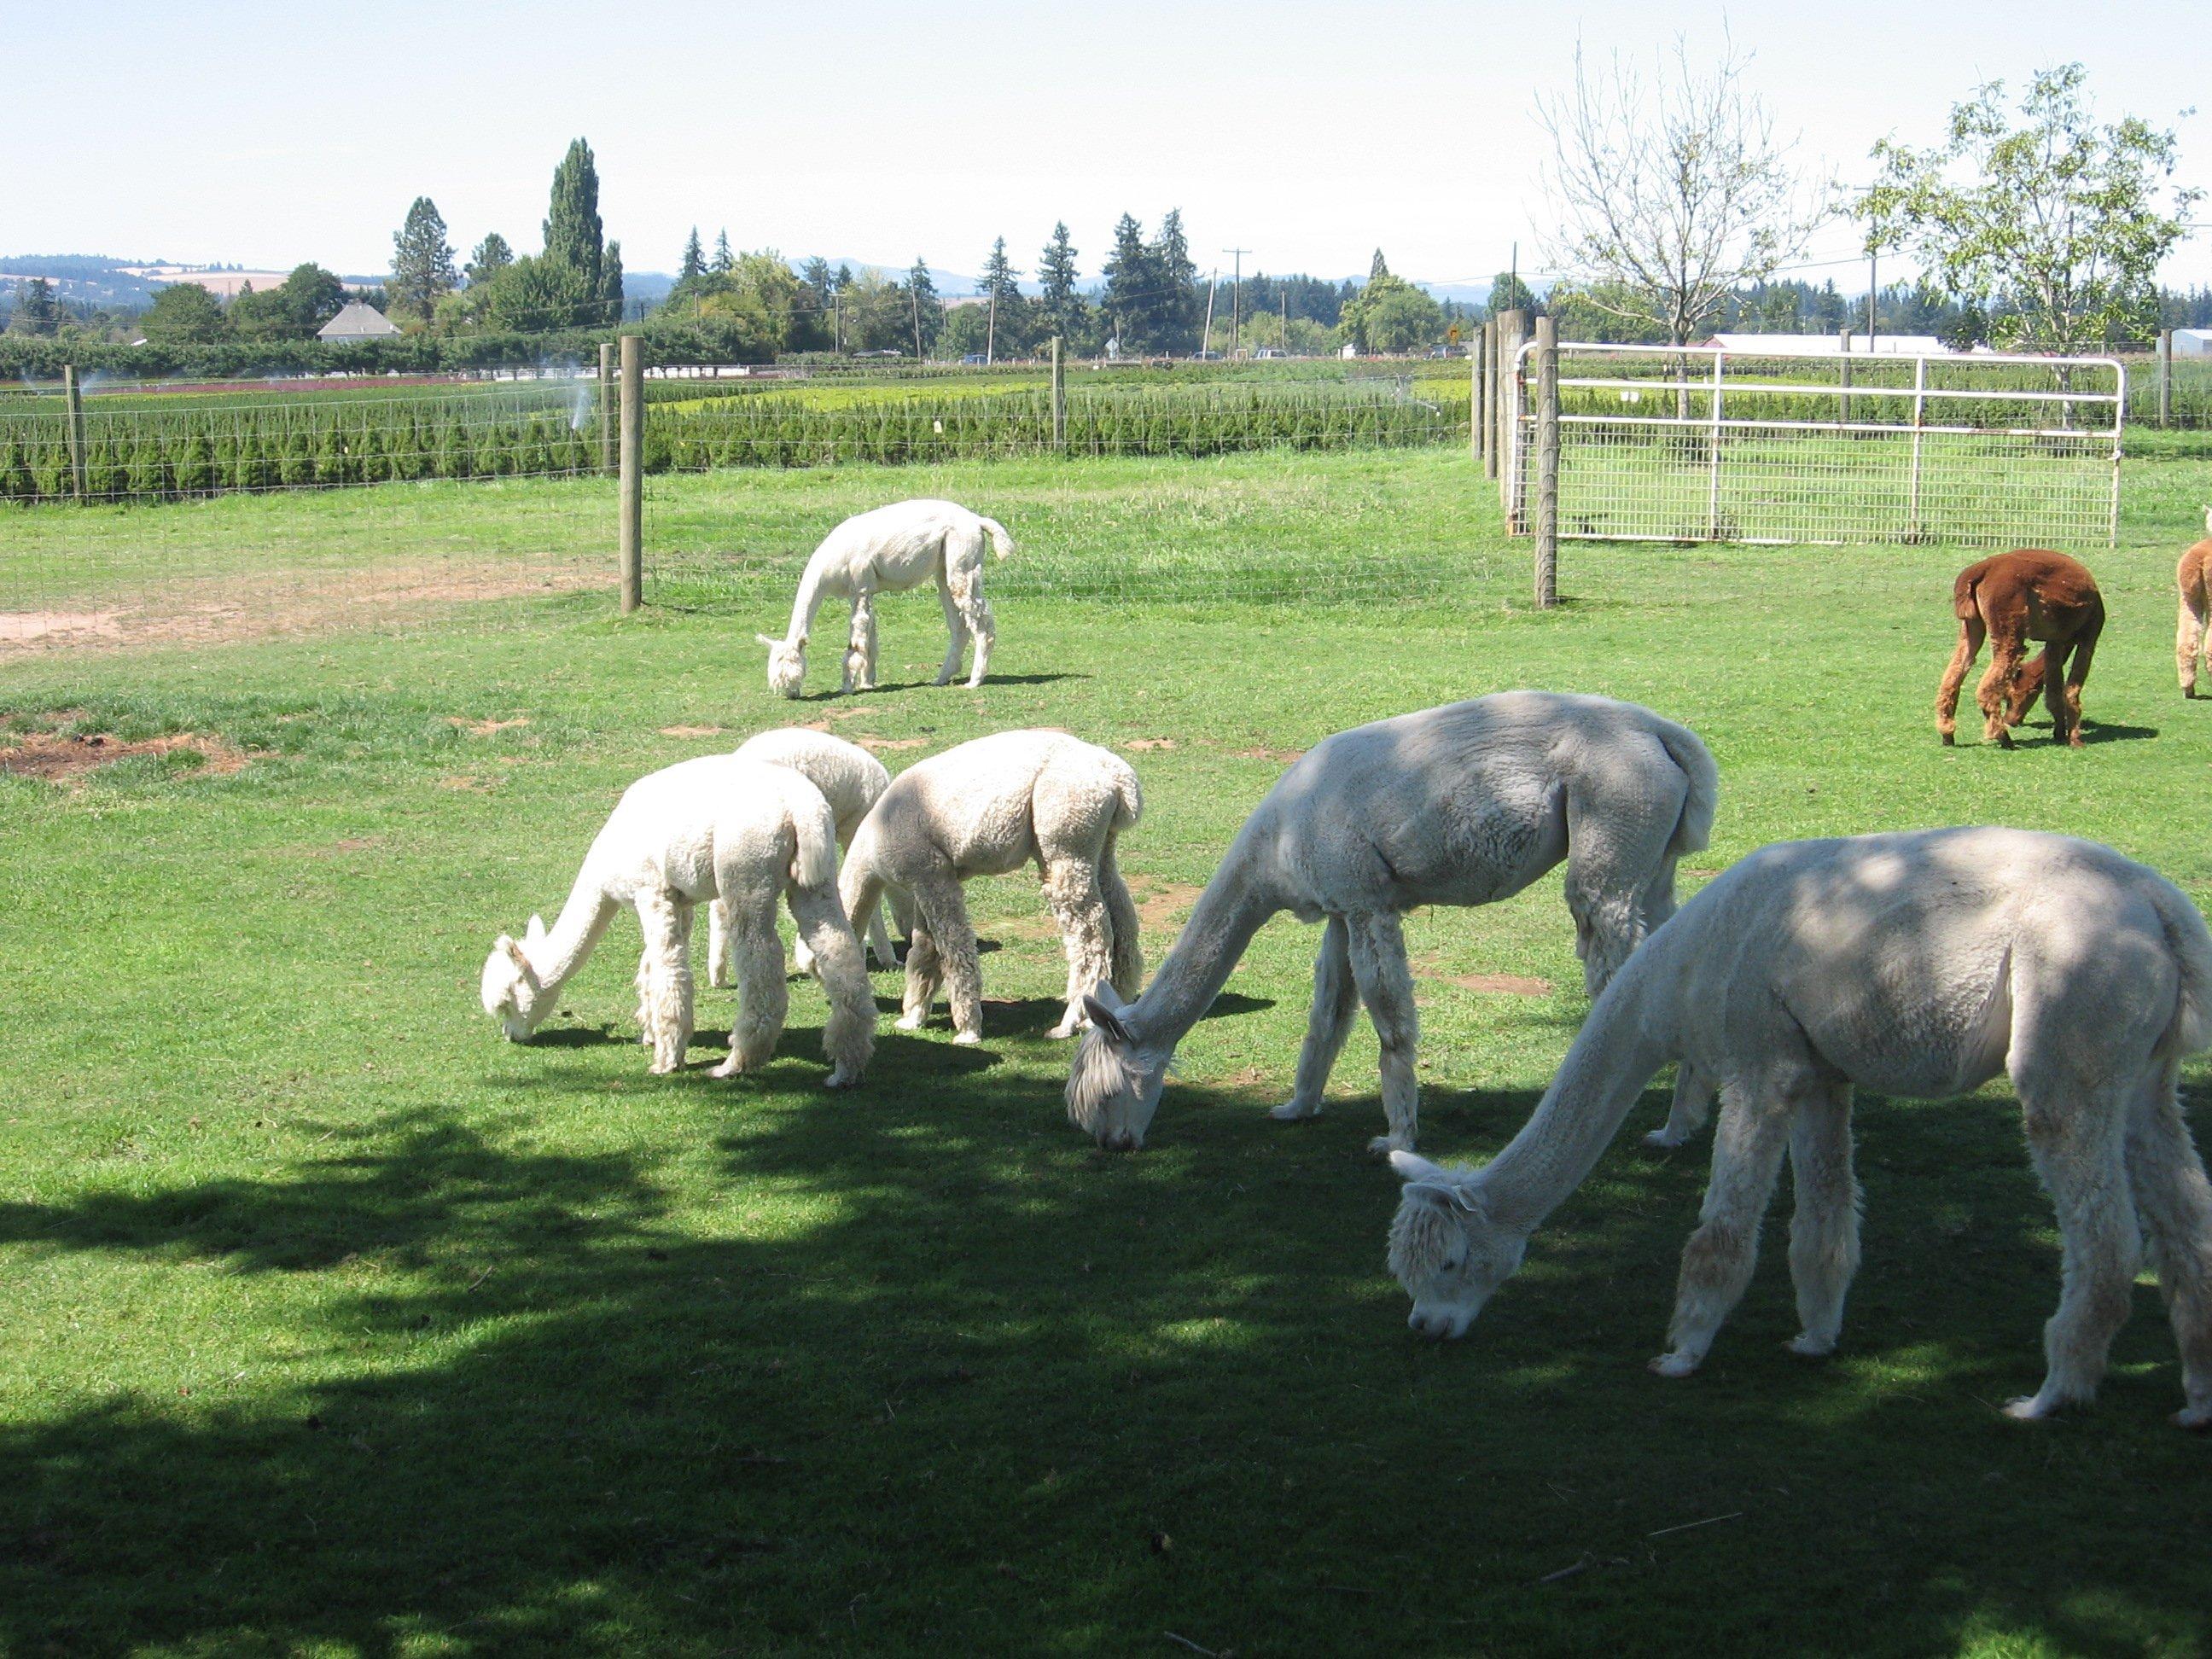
[1224,247,1250,359]
[911,285,923,360]
[1280,292,1288,352]
[1866,251,1877,350]
[833,286,843,353]
[1200,268,1218,357]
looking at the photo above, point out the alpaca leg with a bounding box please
[1041,855,1115,1039]
[906,873,983,1044]
[1784,1080,1860,1358]
[1977,635,2024,748]
[2035,641,2075,744]
[2180,595,2206,698]
[1274,917,1359,1123]
[842,595,876,693]
[2008,1089,2140,1419]
[1563,779,1675,996]
[2122,1062,2212,1426]
[899,923,944,1031]
[960,592,995,689]
[1345,911,1420,1155]
[934,580,969,686]
[1936,616,1984,745]
[786,884,876,1088]
[636,894,696,1075]
[864,898,897,970]
[707,897,734,990]
[710,892,788,1078]
[1098,842,1144,1001]
[2061,621,2098,748]
[1653,1087,1792,1377]
[1644,1063,1713,1150]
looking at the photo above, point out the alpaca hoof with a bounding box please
[2001,1395,2055,1421]
[2174,1404,2212,1429]
[649,1057,683,1076]
[1045,1022,1080,1039]
[824,1067,863,1091]
[1366,1132,1413,1155]
[1939,731,1955,746]
[1641,1127,1684,1150]
[952,1029,982,1046]
[1786,1333,1837,1359]
[933,672,954,686]
[895,1013,927,1032]
[1994,732,2015,750]
[1270,1100,1322,1121]
[1649,1351,1702,1378]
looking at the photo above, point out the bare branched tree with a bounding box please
[1537,37,1831,345]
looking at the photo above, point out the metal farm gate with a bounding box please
[1506,341,2122,549]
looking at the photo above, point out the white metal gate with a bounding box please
[1509,342,2122,548]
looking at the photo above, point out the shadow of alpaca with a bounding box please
[0,1064,2204,1652]
[797,672,1086,701]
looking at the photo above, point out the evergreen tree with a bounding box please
[712,230,734,273]
[600,241,624,323]
[1102,214,1154,352]
[1370,248,1392,282]
[389,196,459,323]
[8,277,62,335]
[1149,209,1199,352]
[679,228,706,281]
[905,256,942,355]
[466,233,514,286]
[1037,222,1085,346]
[542,138,608,324]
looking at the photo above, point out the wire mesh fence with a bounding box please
[1510,343,2122,549]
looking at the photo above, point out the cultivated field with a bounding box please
[3,442,2212,1653]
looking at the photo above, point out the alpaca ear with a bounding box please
[1082,987,1133,1045]
[497,934,528,968]
[1391,1151,1482,1214]
[1388,1150,1448,1185]
[525,914,546,945]
[756,633,783,650]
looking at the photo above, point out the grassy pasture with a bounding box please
[3,443,2212,1653]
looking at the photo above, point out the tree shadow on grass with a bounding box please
[0,1069,2207,1654]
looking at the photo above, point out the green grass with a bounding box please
[5,442,2212,1654]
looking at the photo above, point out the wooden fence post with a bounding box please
[619,335,643,614]
[1481,319,1499,480]
[598,341,616,474]
[1497,310,1528,518]
[62,364,88,500]
[1051,335,1067,452]
[2158,329,2173,429]
[1470,329,1486,463]
[1534,317,1560,608]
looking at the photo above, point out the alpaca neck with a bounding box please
[785,563,832,644]
[1477,956,1677,1233]
[526,864,620,1009]
[1128,856,1281,1050]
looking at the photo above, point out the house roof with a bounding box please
[317,301,400,340]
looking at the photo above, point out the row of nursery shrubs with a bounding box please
[0,382,1470,504]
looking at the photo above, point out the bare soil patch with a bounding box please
[854,736,927,753]
[1231,746,1305,765]
[0,729,248,787]
[658,725,726,739]
[1123,737,1178,752]
[1132,880,1206,934]
[449,716,532,736]
[0,610,126,647]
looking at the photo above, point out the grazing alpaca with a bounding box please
[1386,827,2212,1428]
[838,730,1143,1045]
[1066,693,1718,1154]
[2174,507,2212,696]
[1936,548,2104,748]
[700,728,904,979]
[480,755,875,1086]
[756,498,1014,698]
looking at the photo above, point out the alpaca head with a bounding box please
[758,633,807,699]
[480,918,549,1041]
[1387,1150,1528,1340]
[1065,983,1168,1151]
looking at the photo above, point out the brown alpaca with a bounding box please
[2174,508,2212,697]
[1935,549,2104,749]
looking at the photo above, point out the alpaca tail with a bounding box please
[1107,759,1143,832]
[2151,879,2212,1058]
[787,792,841,892]
[1650,715,1720,857]
[978,516,1016,561]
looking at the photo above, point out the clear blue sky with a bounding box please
[7,0,2207,289]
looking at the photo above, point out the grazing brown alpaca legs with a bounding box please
[1976,627,2027,748]
[1936,615,1985,745]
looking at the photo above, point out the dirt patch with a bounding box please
[1122,737,1178,752]
[1682,868,1720,879]
[448,716,531,736]
[1132,880,1206,933]
[1435,970,1552,997]
[658,725,726,739]
[0,729,247,787]
[1232,747,1305,765]
[0,611,125,646]
[854,736,927,753]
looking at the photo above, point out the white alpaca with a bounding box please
[1386,827,2212,1429]
[756,498,1014,698]
[699,728,905,979]
[1065,693,1718,1154]
[838,730,1144,1045]
[480,755,876,1086]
